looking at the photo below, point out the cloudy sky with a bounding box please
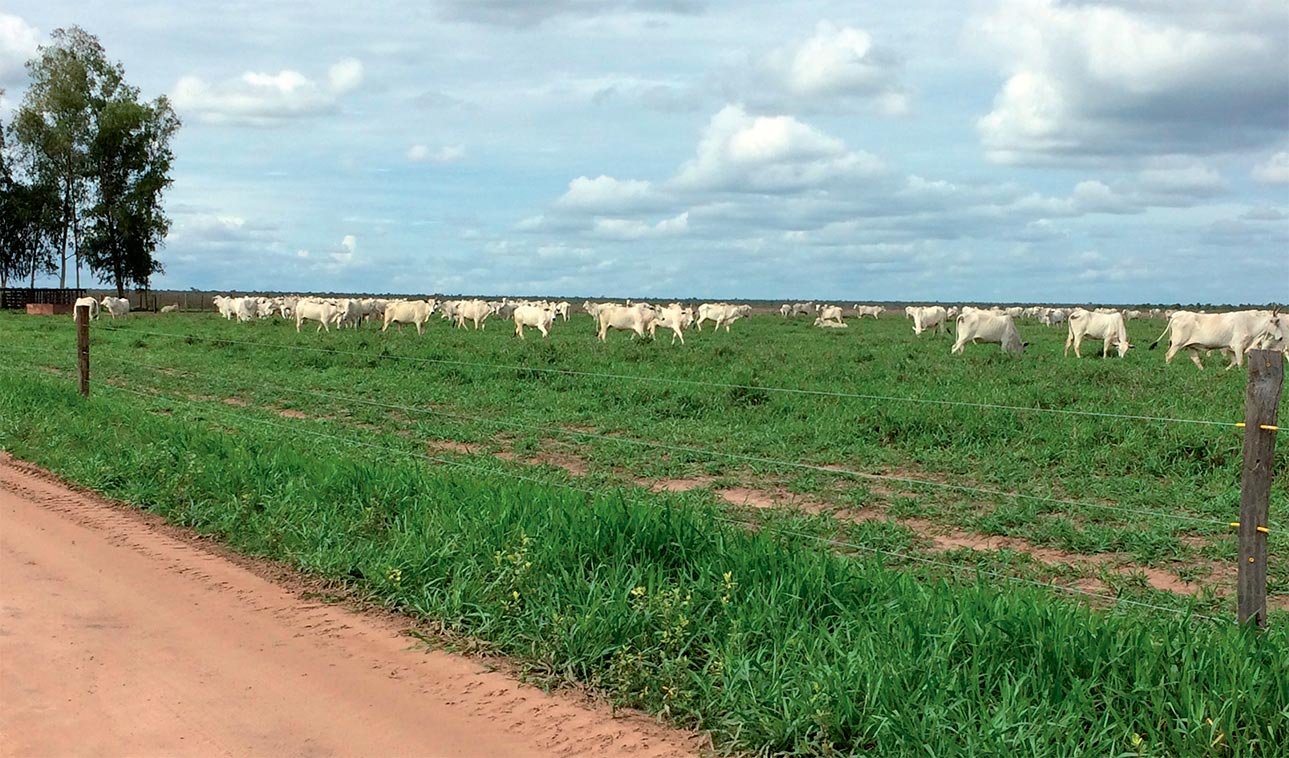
[2,1,1286,303]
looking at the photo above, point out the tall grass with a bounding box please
[1,367,1285,756]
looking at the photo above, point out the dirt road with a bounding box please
[0,453,700,758]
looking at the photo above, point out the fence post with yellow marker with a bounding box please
[1238,349,1283,629]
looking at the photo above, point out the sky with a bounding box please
[1,0,1287,304]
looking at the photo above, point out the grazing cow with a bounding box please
[1251,314,1289,358]
[791,302,817,317]
[72,296,100,322]
[817,305,844,324]
[910,305,948,335]
[212,295,236,320]
[852,305,883,319]
[513,304,555,339]
[100,296,130,319]
[1064,308,1131,358]
[596,303,653,341]
[295,299,340,332]
[454,299,491,329]
[159,303,179,313]
[1149,310,1275,369]
[650,304,693,345]
[382,299,436,334]
[779,303,792,318]
[813,317,848,328]
[698,303,750,332]
[1040,308,1068,327]
[328,298,362,329]
[952,310,1024,354]
[1005,306,1024,319]
[233,297,258,323]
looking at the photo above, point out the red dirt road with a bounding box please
[0,454,701,758]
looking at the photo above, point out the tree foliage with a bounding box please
[84,94,179,295]
[5,26,177,295]
[0,107,61,289]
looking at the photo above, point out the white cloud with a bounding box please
[555,175,662,212]
[972,0,1289,163]
[407,144,466,163]
[1252,152,1289,184]
[672,105,884,192]
[593,211,688,240]
[330,234,357,265]
[1136,161,1225,197]
[0,14,39,86]
[761,21,907,113]
[172,58,365,126]
[327,58,364,94]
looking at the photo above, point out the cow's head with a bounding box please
[1252,315,1288,353]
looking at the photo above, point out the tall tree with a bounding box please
[11,27,125,289]
[0,104,60,291]
[83,93,179,296]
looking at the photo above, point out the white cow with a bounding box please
[454,299,491,329]
[852,305,883,319]
[791,302,817,317]
[72,296,100,322]
[703,303,751,332]
[100,296,130,319]
[817,305,844,324]
[295,300,340,332]
[159,303,179,313]
[910,306,948,335]
[1251,314,1289,358]
[554,301,571,321]
[513,304,555,339]
[233,297,258,323]
[1064,309,1131,358]
[814,317,848,328]
[952,310,1025,355]
[779,303,792,318]
[1149,310,1275,369]
[597,304,653,341]
[382,299,436,334]
[649,304,693,345]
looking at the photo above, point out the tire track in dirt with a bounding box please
[0,453,703,758]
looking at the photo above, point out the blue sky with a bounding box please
[2,1,1286,303]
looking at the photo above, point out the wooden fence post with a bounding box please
[75,304,90,398]
[1238,349,1283,628]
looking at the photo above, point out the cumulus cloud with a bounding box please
[330,234,357,265]
[593,211,688,240]
[407,143,466,163]
[672,105,884,192]
[0,14,39,87]
[972,0,1289,163]
[172,58,365,126]
[555,175,666,212]
[1252,151,1289,184]
[757,21,907,114]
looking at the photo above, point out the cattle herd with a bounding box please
[69,293,1285,370]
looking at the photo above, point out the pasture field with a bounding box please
[1,309,1287,756]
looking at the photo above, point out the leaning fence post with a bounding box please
[1238,349,1283,628]
[75,304,90,398]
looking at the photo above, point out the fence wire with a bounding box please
[95,324,1239,428]
[84,375,1230,624]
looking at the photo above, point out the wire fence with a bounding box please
[2,313,1274,624]
[87,375,1230,625]
[96,324,1239,428]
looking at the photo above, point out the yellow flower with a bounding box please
[630,585,646,598]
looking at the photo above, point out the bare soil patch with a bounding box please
[0,452,702,758]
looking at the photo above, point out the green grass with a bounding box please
[2,309,1287,756]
